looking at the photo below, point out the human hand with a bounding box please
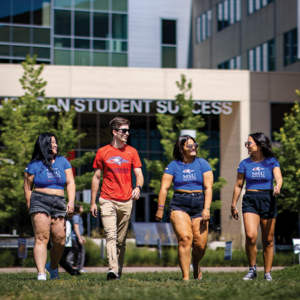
[131,187,140,200]
[273,186,280,196]
[79,237,83,245]
[82,236,86,244]
[67,201,74,215]
[202,208,210,223]
[231,206,239,220]
[90,203,98,218]
[155,209,164,222]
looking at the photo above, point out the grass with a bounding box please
[1,266,300,300]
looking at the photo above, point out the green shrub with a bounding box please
[0,250,15,267]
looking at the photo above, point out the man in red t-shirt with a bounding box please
[90,117,144,280]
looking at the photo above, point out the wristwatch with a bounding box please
[136,185,142,191]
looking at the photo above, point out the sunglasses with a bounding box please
[114,128,131,134]
[186,143,198,150]
[245,141,255,147]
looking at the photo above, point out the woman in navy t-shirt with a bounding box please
[156,135,214,281]
[231,132,282,281]
[24,133,75,281]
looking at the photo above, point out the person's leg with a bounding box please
[116,200,133,277]
[67,239,80,266]
[170,210,193,280]
[191,217,209,279]
[31,213,51,273]
[260,218,276,273]
[77,243,86,270]
[243,212,260,267]
[100,198,118,273]
[49,217,66,270]
[60,247,79,275]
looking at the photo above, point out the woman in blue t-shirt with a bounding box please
[156,135,214,281]
[231,132,282,281]
[24,132,75,281]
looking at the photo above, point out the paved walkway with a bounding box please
[0,266,285,274]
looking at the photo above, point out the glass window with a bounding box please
[284,28,298,67]
[12,59,23,63]
[0,26,10,42]
[74,50,90,65]
[54,49,71,65]
[33,47,50,59]
[111,53,127,66]
[93,40,109,50]
[12,27,30,43]
[36,60,50,64]
[54,0,72,8]
[93,0,109,10]
[93,51,109,66]
[162,20,176,45]
[54,37,71,47]
[0,59,10,63]
[75,11,90,37]
[93,13,109,38]
[75,39,90,49]
[80,114,97,149]
[0,0,11,23]
[112,40,127,52]
[33,0,51,26]
[12,0,31,24]
[54,10,71,35]
[0,45,10,56]
[112,0,127,12]
[74,0,90,9]
[12,46,30,57]
[33,28,50,44]
[162,46,176,68]
[112,14,127,39]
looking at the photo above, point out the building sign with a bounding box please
[2,98,233,115]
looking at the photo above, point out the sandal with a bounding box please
[193,264,202,280]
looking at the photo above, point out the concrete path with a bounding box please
[0,266,285,274]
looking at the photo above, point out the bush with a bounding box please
[0,250,15,267]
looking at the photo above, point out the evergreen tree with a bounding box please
[0,55,94,235]
[273,99,300,212]
[144,75,226,215]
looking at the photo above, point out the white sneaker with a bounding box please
[107,270,119,280]
[37,273,47,281]
[243,265,257,281]
[45,262,59,279]
[264,272,272,281]
[79,269,87,273]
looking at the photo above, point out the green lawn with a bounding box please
[1,266,300,300]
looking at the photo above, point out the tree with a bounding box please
[144,74,226,215]
[0,55,94,235]
[273,100,300,212]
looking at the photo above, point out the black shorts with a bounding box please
[242,191,277,219]
[29,191,67,218]
[169,192,204,220]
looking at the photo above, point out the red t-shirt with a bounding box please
[93,144,142,201]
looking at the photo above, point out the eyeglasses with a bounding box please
[186,143,198,150]
[114,128,131,134]
[245,141,255,147]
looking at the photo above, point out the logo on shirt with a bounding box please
[252,167,265,179]
[183,169,195,173]
[106,156,129,166]
[252,167,264,171]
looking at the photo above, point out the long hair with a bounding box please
[249,132,277,159]
[31,132,59,173]
[173,135,197,162]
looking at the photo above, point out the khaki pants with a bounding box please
[99,197,133,276]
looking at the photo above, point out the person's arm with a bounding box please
[156,173,173,222]
[273,167,282,196]
[231,173,245,220]
[90,169,101,218]
[65,168,75,214]
[24,172,34,213]
[131,168,144,200]
[202,170,214,222]
[74,223,83,245]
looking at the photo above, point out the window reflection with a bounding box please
[12,0,31,24]
[54,10,71,35]
[33,0,51,26]
[0,0,11,23]
[112,14,127,39]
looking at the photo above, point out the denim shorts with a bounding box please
[169,192,204,220]
[242,191,277,219]
[29,191,67,218]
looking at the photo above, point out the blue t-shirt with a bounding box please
[71,214,84,240]
[25,156,72,190]
[164,158,212,190]
[237,157,280,190]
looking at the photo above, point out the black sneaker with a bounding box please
[243,265,257,281]
[107,270,119,280]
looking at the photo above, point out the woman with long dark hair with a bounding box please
[156,135,213,280]
[231,132,282,281]
[24,133,75,280]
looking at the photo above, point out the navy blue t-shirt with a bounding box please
[237,157,280,190]
[25,156,72,190]
[164,158,212,190]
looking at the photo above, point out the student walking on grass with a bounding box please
[231,132,282,281]
[90,117,144,280]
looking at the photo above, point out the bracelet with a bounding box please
[204,207,210,210]
[231,207,236,210]
[158,205,164,208]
